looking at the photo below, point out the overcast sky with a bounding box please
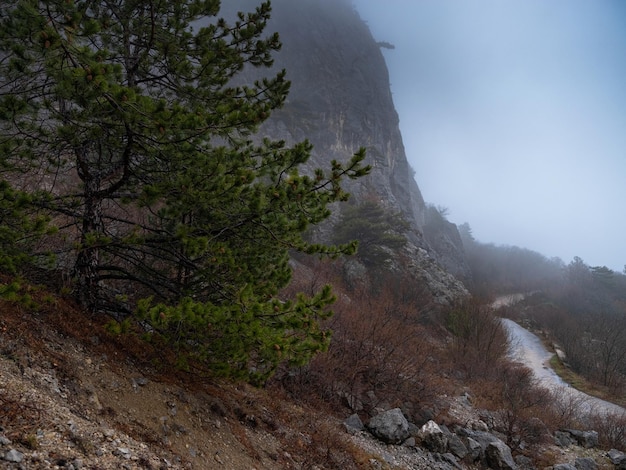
[352,0,626,271]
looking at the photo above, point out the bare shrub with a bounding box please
[543,386,590,429]
[443,298,509,380]
[324,284,440,410]
[278,271,448,416]
[473,364,552,451]
[588,410,626,451]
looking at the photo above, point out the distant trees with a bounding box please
[520,256,626,393]
[458,223,564,295]
[0,0,369,381]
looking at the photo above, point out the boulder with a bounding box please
[555,430,576,447]
[3,449,24,463]
[515,454,536,470]
[485,440,517,470]
[607,449,626,468]
[446,433,468,459]
[574,457,597,470]
[465,436,482,461]
[343,414,364,435]
[367,408,410,444]
[564,429,599,448]
[553,465,576,470]
[417,420,448,453]
[457,428,499,451]
[407,422,420,436]
[437,452,463,469]
[402,436,416,447]
[457,428,517,468]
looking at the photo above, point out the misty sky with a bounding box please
[352,0,626,271]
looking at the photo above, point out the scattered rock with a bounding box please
[343,414,365,434]
[553,464,576,470]
[417,420,448,453]
[514,454,536,470]
[564,429,599,448]
[608,449,626,467]
[485,440,517,470]
[131,377,149,390]
[574,456,598,470]
[402,436,416,447]
[437,452,463,469]
[114,447,132,459]
[3,449,24,463]
[446,432,468,459]
[367,408,410,444]
[555,430,577,447]
[457,427,499,454]
[464,436,482,461]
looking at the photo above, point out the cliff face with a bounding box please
[222,0,470,299]
[260,0,426,225]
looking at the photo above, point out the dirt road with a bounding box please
[501,318,625,417]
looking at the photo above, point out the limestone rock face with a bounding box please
[221,0,470,297]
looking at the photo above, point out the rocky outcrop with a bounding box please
[356,407,520,469]
[347,402,618,470]
[221,0,470,299]
[563,429,599,449]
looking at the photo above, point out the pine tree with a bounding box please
[0,0,369,380]
[333,200,408,268]
[0,183,54,275]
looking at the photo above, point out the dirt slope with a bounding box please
[0,295,361,469]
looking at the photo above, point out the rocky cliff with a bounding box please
[223,0,470,300]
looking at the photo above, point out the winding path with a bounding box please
[501,318,626,417]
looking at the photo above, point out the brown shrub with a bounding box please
[542,386,590,430]
[588,410,626,451]
[472,364,552,451]
[278,271,449,417]
[443,298,509,380]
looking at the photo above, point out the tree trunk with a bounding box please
[74,180,104,312]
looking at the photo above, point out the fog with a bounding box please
[352,0,626,271]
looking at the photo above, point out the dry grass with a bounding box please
[550,356,626,409]
[0,276,371,467]
[0,392,47,444]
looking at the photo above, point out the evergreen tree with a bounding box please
[0,0,369,381]
[333,200,408,268]
[0,183,54,275]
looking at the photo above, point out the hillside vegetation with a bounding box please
[1,1,626,469]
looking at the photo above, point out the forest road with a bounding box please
[501,318,626,417]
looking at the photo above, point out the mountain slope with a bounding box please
[221,0,470,298]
